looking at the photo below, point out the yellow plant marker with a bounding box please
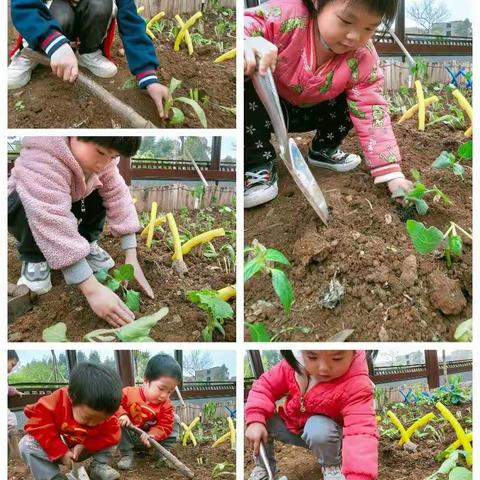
[140,215,166,237]
[180,422,197,446]
[464,126,472,138]
[174,12,202,51]
[452,89,473,137]
[146,202,158,248]
[415,80,425,131]
[436,402,472,465]
[397,96,438,124]
[137,6,145,13]
[375,415,382,423]
[386,410,434,446]
[227,416,236,450]
[175,15,194,55]
[442,431,473,455]
[212,431,230,447]
[214,48,236,63]
[166,213,183,261]
[182,417,200,446]
[147,11,165,30]
[180,228,226,256]
[217,285,236,302]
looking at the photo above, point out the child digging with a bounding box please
[18,362,123,480]
[116,353,182,470]
[9,0,170,120]
[245,350,378,480]
[8,136,153,327]
[243,0,413,208]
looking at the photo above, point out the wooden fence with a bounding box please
[137,0,235,17]
[380,60,472,91]
[130,184,235,212]
[176,400,235,424]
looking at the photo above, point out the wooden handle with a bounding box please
[127,424,194,479]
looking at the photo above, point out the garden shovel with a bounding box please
[258,442,288,480]
[252,68,329,225]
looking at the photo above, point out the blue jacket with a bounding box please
[11,0,160,88]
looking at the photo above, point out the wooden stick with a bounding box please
[126,424,194,479]
[23,50,156,128]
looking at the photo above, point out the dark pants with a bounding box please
[49,0,113,54]
[119,424,179,457]
[244,79,353,169]
[8,189,107,263]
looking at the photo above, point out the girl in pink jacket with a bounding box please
[244,0,413,208]
[245,350,378,480]
[8,137,154,327]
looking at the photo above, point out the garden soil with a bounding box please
[8,210,236,342]
[9,442,235,480]
[245,121,472,341]
[8,13,235,129]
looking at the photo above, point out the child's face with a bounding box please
[69,138,120,176]
[7,358,18,374]
[143,376,178,405]
[301,350,355,381]
[317,1,382,54]
[72,404,111,427]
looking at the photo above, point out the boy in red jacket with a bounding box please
[116,353,182,470]
[18,362,123,480]
[245,350,378,480]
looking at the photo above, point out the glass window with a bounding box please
[182,350,236,383]
[75,349,118,371]
[133,349,175,384]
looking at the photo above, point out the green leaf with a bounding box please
[452,163,465,176]
[448,467,471,480]
[415,198,429,215]
[244,258,264,282]
[264,248,290,265]
[432,151,455,169]
[454,318,472,342]
[169,77,183,95]
[170,106,185,125]
[42,322,68,342]
[201,326,213,342]
[114,307,169,342]
[186,289,233,321]
[438,451,459,474]
[410,168,421,181]
[107,279,121,292]
[113,264,134,282]
[176,97,208,128]
[94,269,109,283]
[457,141,472,160]
[407,182,427,199]
[270,268,294,314]
[433,186,452,205]
[245,322,272,342]
[124,289,140,312]
[449,235,463,256]
[406,220,444,255]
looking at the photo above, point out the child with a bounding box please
[8,136,153,327]
[8,350,22,432]
[18,362,123,480]
[243,0,413,208]
[9,0,170,119]
[116,353,181,470]
[245,350,378,480]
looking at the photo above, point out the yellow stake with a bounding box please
[174,12,202,51]
[182,416,200,446]
[452,89,473,137]
[442,431,473,455]
[227,416,236,450]
[147,11,166,30]
[415,80,426,131]
[217,285,236,302]
[212,431,230,447]
[175,15,194,55]
[146,202,158,248]
[167,213,183,261]
[386,411,435,446]
[397,96,438,124]
[214,48,236,63]
[180,422,197,446]
[140,215,167,237]
[180,228,226,256]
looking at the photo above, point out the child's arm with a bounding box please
[147,401,174,441]
[82,416,122,452]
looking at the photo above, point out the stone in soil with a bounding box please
[400,254,418,287]
[428,270,467,315]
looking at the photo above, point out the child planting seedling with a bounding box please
[8,137,154,328]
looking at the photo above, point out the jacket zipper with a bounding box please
[81,198,86,213]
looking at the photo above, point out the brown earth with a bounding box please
[9,442,235,480]
[8,12,236,129]
[8,207,236,342]
[245,121,472,342]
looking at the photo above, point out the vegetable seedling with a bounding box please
[95,264,140,312]
[432,141,472,178]
[212,463,236,478]
[244,240,294,314]
[245,322,311,342]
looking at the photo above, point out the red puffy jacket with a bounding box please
[245,351,378,480]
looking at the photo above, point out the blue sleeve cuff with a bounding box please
[40,31,70,57]
[136,69,160,89]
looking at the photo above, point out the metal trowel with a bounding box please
[252,68,329,225]
[259,442,288,480]
[66,465,90,480]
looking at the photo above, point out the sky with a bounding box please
[405,0,472,27]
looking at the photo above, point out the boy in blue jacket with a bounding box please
[9,0,169,119]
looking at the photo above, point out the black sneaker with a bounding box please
[308,146,361,172]
[244,162,279,208]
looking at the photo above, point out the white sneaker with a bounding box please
[322,465,346,480]
[17,261,52,295]
[244,162,279,208]
[8,48,39,89]
[78,50,117,78]
[86,241,115,272]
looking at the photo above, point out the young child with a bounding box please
[8,350,22,432]
[243,0,413,207]
[9,0,170,119]
[8,136,153,327]
[18,362,123,480]
[245,350,378,480]
[116,353,181,470]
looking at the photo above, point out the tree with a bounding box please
[134,351,152,383]
[88,351,101,364]
[77,351,88,364]
[183,351,213,378]
[407,0,450,33]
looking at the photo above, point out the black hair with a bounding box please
[68,363,122,414]
[303,0,399,30]
[280,350,303,374]
[8,350,19,362]
[76,137,142,157]
[144,354,182,383]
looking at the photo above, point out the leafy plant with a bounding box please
[410,57,428,82]
[244,240,294,314]
[203,401,217,421]
[245,322,310,342]
[14,100,25,111]
[164,78,208,128]
[432,141,472,178]
[186,289,233,341]
[95,264,140,312]
[425,450,471,480]
[212,462,236,478]
[454,319,472,342]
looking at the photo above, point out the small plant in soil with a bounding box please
[164,78,208,128]
[212,462,236,478]
[245,322,311,342]
[454,319,472,342]
[186,289,234,341]
[425,449,471,480]
[406,220,472,268]
[244,240,294,314]
[95,264,140,312]
[432,141,472,178]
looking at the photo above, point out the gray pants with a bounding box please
[19,434,113,480]
[257,414,342,473]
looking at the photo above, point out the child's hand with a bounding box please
[387,177,414,203]
[60,450,75,469]
[244,37,278,76]
[146,83,171,120]
[72,444,85,461]
[79,276,135,327]
[119,414,132,427]
[140,432,152,448]
[125,249,154,299]
[245,422,268,456]
[50,43,78,83]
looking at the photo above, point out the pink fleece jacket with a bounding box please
[245,0,403,183]
[8,137,140,284]
[245,351,378,480]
